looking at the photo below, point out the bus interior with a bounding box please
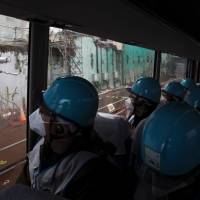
[0,0,200,199]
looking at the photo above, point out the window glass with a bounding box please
[0,15,29,188]
[48,28,155,115]
[160,53,187,86]
[123,45,154,85]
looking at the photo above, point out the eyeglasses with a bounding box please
[129,94,152,106]
[162,91,182,102]
[39,106,77,133]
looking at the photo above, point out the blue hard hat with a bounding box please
[141,102,200,176]
[180,78,196,90]
[127,77,161,103]
[43,76,99,127]
[162,81,186,99]
[185,87,200,109]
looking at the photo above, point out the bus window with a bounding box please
[48,27,155,116]
[0,14,29,188]
[160,53,187,86]
[123,45,154,85]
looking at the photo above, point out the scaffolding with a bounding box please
[49,29,83,79]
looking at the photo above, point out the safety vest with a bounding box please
[28,138,98,195]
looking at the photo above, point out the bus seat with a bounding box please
[94,112,131,169]
[95,112,130,155]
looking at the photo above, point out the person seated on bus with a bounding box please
[133,102,200,200]
[125,76,161,170]
[29,101,130,170]
[180,78,196,91]
[126,77,161,128]
[161,81,186,104]
[19,76,123,200]
[185,86,200,112]
[122,77,161,198]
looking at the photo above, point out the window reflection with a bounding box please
[160,53,187,86]
[0,14,28,188]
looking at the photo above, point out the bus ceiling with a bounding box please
[0,0,200,60]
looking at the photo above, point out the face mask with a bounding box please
[29,108,46,136]
[125,98,134,112]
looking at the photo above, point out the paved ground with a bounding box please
[0,124,26,188]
